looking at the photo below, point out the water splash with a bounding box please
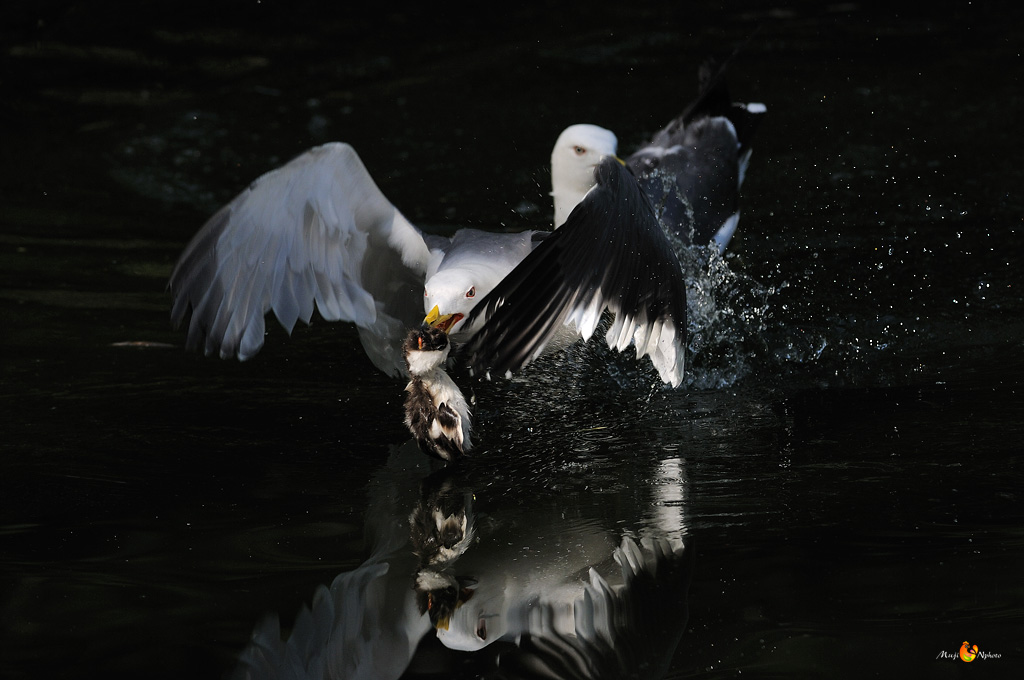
[672,237,775,390]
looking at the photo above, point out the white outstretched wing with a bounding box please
[233,556,432,680]
[464,158,688,387]
[169,142,433,376]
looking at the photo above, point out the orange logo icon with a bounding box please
[959,641,978,662]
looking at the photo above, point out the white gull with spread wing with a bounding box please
[169,65,764,387]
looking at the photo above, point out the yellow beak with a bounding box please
[424,305,464,333]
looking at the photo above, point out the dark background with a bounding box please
[2,2,1023,678]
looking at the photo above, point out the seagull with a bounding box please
[550,58,765,252]
[168,146,688,384]
[169,64,763,388]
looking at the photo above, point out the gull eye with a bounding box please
[476,617,487,641]
[573,145,586,156]
[465,286,475,298]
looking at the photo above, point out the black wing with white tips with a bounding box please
[463,158,687,387]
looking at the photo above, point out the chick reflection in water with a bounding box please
[233,443,693,679]
[408,475,477,631]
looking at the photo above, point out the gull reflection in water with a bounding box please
[233,441,693,679]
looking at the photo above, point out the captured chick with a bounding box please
[403,324,472,461]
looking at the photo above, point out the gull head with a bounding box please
[434,592,503,652]
[550,124,618,227]
[423,268,480,336]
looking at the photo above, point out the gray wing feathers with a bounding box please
[169,143,431,374]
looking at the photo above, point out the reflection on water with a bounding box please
[234,441,692,679]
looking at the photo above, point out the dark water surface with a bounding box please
[3,3,1023,678]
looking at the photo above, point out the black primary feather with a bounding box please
[463,158,687,383]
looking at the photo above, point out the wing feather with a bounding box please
[464,158,688,386]
[169,142,432,375]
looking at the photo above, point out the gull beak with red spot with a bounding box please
[424,305,464,334]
